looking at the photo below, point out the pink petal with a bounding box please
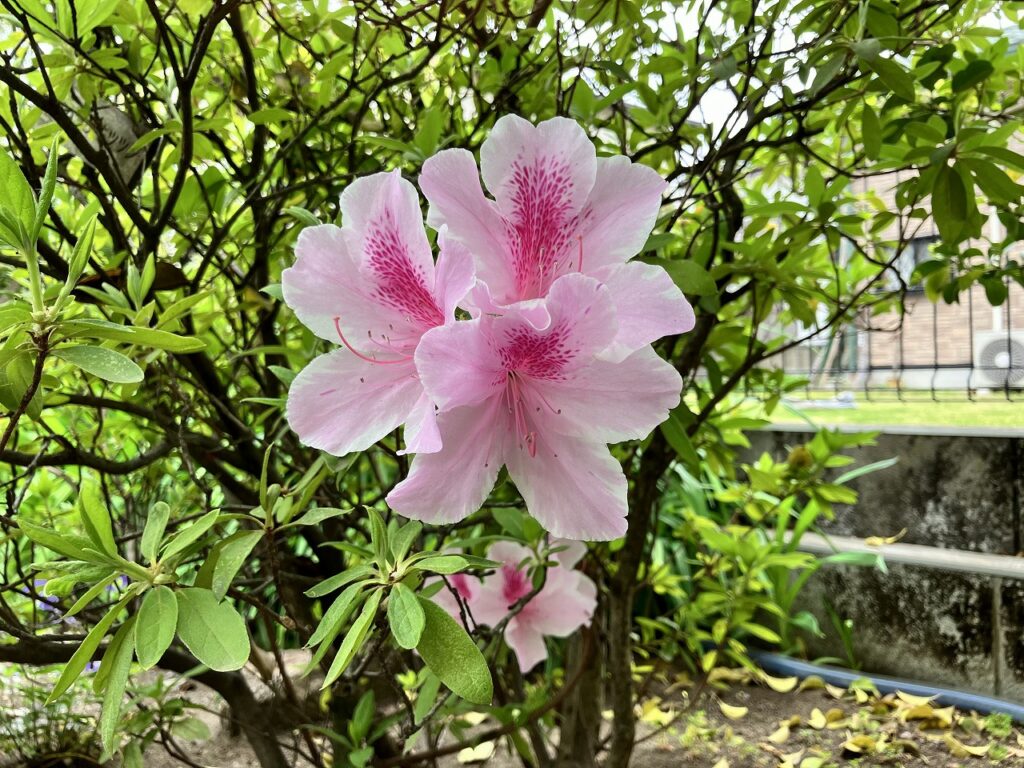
[385,400,506,524]
[481,115,596,218]
[488,273,618,373]
[488,541,533,567]
[593,261,696,362]
[415,320,504,412]
[400,391,441,455]
[505,617,548,672]
[428,574,477,621]
[577,156,668,273]
[527,568,597,637]
[286,349,421,456]
[550,538,587,568]
[480,116,598,301]
[532,345,682,443]
[434,230,477,319]
[470,578,512,627]
[283,224,390,344]
[339,171,444,332]
[420,149,514,299]
[504,432,628,541]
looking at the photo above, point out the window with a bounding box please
[891,235,939,291]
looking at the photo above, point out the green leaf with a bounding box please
[952,59,994,92]
[960,157,1024,204]
[390,520,421,564]
[161,509,220,560]
[866,57,915,101]
[80,482,117,556]
[175,588,250,672]
[18,519,103,562]
[135,586,178,670]
[413,671,441,724]
[931,163,968,243]
[48,597,129,703]
[650,258,717,297]
[387,583,424,650]
[64,573,118,618]
[53,345,144,384]
[61,320,206,353]
[415,597,492,706]
[141,502,170,564]
[413,554,471,575]
[305,563,376,598]
[99,616,136,756]
[307,581,367,647]
[367,509,389,569]
[0,148,34,242]
[861,105,881,160]
[322,588,382,688]
[211,530,262,601]
[32,138,59,242]
[285,506,351,528]
[660,408,700,466]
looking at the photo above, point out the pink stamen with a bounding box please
[333,317,409,365]
[577,234,584,272]
[506,372,538,457]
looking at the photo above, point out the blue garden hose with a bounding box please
[750,649,1024,723]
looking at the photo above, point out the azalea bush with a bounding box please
[1,0,1022,767]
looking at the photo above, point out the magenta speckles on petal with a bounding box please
[366,213,445,330]
[506,158,583,299]
[498,324,575,381]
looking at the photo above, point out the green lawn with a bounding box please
[772,392,1024,429]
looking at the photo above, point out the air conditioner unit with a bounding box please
[973,331,1024,387]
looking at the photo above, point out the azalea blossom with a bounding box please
[386,274,682,540]
[419,114,695,361]
[470,541,596,672]
[283,170,474,456]
[428,571,479,622]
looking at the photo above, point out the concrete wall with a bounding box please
[747,426,1024,699]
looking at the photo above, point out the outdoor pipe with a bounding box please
[751,649,1024,723]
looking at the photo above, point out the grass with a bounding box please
[771,391,1024,429]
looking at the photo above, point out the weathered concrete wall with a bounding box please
[746,426,1024,699]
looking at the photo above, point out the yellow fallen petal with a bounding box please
[719,701,748,720]
[712,759,729,768]
[807,708,827,730]
[798,675,825,691]
[762,673,799,693]
[457,742,495,763]
[800,758,825,768]
[768,724,791,744]
[944,733,991,758]
[865,528,907,546]
[903,704,936,721]
[843,734,879,754]
[825,684,846,699]
[896,691,936,708]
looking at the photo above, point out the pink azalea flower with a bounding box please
[385,274,682,540]
[471,541,596,672]
[428,572,478,622]
[419,114,695,362]
[283,171,474,456]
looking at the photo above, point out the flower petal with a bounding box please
[577,156,668,272]
[527,568,597,637]
[434,229,477,319]
[286,349,421,456]
[470,578,511,627]
[420,149,514,298]
[505,432,628,541]
[488,541,533,567]
[505,617,548,672]
[550,538,587,568]
[480,115,598,301]
[283,224,389,344]
[400,391,441,455]
[415,320,504,412]
[340,171,444,332]
[489,273,618,374]
[592,261,696,362]
[533,345,682,443]
[386,400,506,524]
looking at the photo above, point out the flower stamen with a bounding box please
[333,317,410,365]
